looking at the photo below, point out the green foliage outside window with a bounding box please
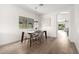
[58,24,65,30]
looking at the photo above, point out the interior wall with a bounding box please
[70,5,79,52]
[0,4,40,45]
[67,4,79,52]
[40,13,57,37]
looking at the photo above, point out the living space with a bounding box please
[0,4,79,54]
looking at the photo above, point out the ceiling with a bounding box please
[19,4,73,15]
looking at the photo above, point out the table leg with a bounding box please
[21,32,24,43]
[44,31,47,39]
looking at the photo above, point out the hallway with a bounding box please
[57,30,68,45]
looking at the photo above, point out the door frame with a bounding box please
[56,11,71,39]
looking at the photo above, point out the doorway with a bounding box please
[57,11,70,39]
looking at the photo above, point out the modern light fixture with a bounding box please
[35,4,44,9]
[39,4,44,6]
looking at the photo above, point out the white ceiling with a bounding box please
[19,4,73,15]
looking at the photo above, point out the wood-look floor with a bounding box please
[0,36,78,54]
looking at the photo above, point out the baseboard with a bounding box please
[70,41,79,54]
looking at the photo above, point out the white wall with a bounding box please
[40,13,57,37]
[70,5,79,52]
[0,4,40,45]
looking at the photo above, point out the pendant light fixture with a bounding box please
[35,4,44,9]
